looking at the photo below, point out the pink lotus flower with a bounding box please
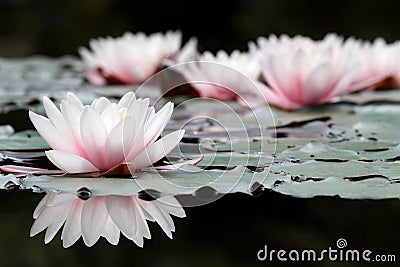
[29,92,184,174]
[31,192,185,247]
[356,37,400,89]
[79,31,196,86]
[173,50,262,101]
[251,34,385,110]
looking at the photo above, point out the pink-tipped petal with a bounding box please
[303,62,332,104]
[45,150,99,173]
[80,107,108,169]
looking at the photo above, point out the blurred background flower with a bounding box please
[251,33,384,109]
[79,31,184,85]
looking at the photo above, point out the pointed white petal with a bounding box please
[44,201,72,244]
[42,97,74,145]
[126,102,173,161]
[102,216,120,245]
[132,197,151,240]
[31,204,66,237]
[106,196,136,239]
[138,199,173,239]
[62,199,84,248]
[156,195,186,218]
[60,100,86,155]
[93,97,111,114]
[45,150,99,173]
[118,91,136,109]
[127,98,149,130]
[66,92,84,110]
[101,103,119,133]
[29,111,76,154]
[81,196,108,247]
[33,193,49,219]
[129,130,184,169]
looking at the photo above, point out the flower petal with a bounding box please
[43,96,74,143]
[45,150,99,173]
[60,100,86,156]
[129,130,184,169]
[29,111,76,154]
[62,199,84,248]
[33,193,49,219]
[81,196,108,247]
[80,107,108,169]
[155,195,186,218]
[66,92,84,111]
[138,200,173,239]
[132,197,151,240]
[126,102,173,161]
[118,91,136,110]
[102,216,120,245]
[93,97,111,114]
[44,201,72,244]
[31,200,68,237]
[303,62,332,104]
[106,196,136,240]
[104,116,136,169]
[100,103,119,133]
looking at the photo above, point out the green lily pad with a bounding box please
[0,130,48,150]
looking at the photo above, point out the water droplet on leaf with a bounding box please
[4,181,18,192]
[76,187,91,200]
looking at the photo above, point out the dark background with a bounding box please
[0,1,400,266]
[1,0,400,56]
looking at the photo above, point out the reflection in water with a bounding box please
[31,192,185,248]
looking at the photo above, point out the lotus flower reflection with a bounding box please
[251,34,385,110]
[29,92,184,174]
[79,31,194,86]
[31,192,185,247]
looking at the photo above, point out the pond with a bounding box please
[0,52,399,267]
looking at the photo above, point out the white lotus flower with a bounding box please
[29,92,184,174]
[174,50,262,101]
[251,33,385,110]
[79,31,190,85]
[31,192,185,247]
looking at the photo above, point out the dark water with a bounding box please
[0,190,398,267]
